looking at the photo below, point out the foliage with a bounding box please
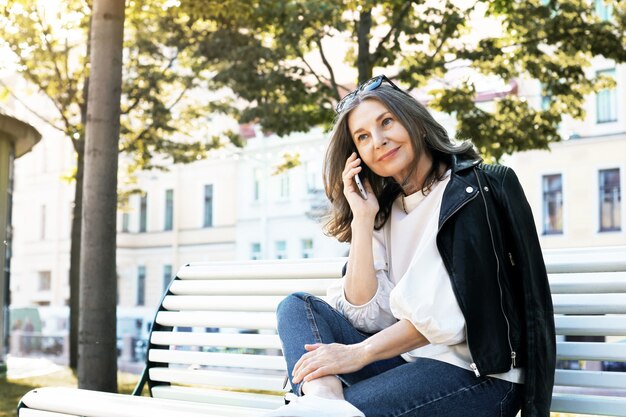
[181,0,626,160]
[0,0,240,171]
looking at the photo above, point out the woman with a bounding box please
[264,75,555,417]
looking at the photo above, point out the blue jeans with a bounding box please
[276,292,522,417]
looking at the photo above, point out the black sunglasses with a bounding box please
[335,75,405,113]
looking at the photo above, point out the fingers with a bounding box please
[342,153,362,179]
[304,343,321,352]
[292,344,326,384]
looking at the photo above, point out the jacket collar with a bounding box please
[451,154,482,174]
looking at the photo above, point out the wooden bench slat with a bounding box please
[150,331,281,349]
[19,410,76,417]
[162,295,285,312]
[151,386,283,409]
[551,394,626,417]
[555,315,626,336]
[149,367,288,392]
[545,259,626,274]
[20,387,267,417]
[155,311,277,330]
[169,279,333,296]
[552,294,626,314]
[148,349,286,371]
[549,272,626,294]
[178,259,345,280]
[557,341,626,361]
[555,369,626,390]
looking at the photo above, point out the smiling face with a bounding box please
[348,99,419,185]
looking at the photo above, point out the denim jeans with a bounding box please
[276,292,522,417]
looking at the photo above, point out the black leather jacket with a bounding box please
[437,156,556,416]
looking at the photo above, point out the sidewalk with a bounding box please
[6,355,63,380]
[6,355,144,380]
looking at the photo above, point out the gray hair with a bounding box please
[323,84,480,242]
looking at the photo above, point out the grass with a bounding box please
[0,367,141,417]
[0,367,609,417]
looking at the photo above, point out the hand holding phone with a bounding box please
[354,173,368,200]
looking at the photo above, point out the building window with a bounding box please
[164,189,174,231]
[139,194,148,233]
[40,205,46,239]
[304,161,320,194]
[301,239,313,258]
[122,212,130,233]
[599,168,621,232]
[137,265,146,306]
[163,264,173,292]
[595,0,613,21]
[253,168,261,202]
[542,174,563,235]
[275,241,287,259]
[279,174,290,199]
[203,184,213,228]
[250,242,261,260]
[38,271,52,291]
[596,69,617,123]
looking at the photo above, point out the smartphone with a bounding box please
[354,173,368,199]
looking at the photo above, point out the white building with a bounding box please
[235,128,348,261]
[505,57,625,250]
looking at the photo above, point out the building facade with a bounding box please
[0,112,41,372]
[505,59,625,250]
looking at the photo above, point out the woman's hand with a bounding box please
[291,343,367,384]
[343,152,379,221]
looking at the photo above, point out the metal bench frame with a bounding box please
[17,255,626,416]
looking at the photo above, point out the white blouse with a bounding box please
[327,171,523,384]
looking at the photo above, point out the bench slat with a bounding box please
[557,341,626,362]
[552,294,626,314]
[555,369,626,389]
[169,279,333,296]
[549,272,626,294]
[20,387,268,417]
[149,349,286,371]
[151,386,283,409]
[551,393,626,417]
[150,331,281,349]
[555,315,626,336]
[179,259,345,280]
[162,295,285,312]
[19,410,76,417]
[149,367,288,392]
[155,311,277,330]
[545,259,626,274]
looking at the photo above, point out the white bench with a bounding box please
[17,255,626,417]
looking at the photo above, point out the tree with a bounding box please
[0,0,238,369]
[77,0,125,392]
[181,0,626,160]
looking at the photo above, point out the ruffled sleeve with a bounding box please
[326,228,398,333]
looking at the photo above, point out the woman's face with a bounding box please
[347,99,416,183]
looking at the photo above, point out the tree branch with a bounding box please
[0,80,67,133]
[315,38,341,100]
[34,5,77,108]
[371,1,414,65]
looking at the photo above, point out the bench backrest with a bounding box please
[135,256,626,416]
[134,258,346,411]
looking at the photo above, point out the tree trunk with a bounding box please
[69,12,92,371]
[68,139,83,370]
[357,9,373,84]
[78,0,125,392]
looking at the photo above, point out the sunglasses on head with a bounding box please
[335,74,406,113]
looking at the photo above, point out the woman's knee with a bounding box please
[277,292,311,317]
